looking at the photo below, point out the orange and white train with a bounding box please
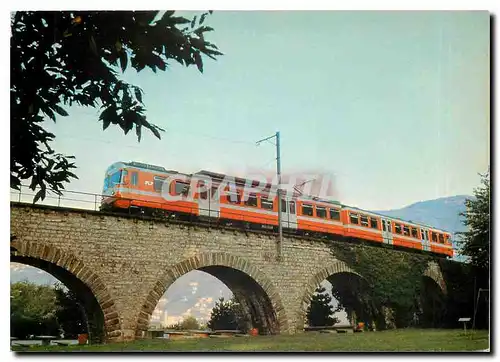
[101,161,454,258]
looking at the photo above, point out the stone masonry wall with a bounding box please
[10,203,445,341]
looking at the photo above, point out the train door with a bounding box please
[197,181,220,219]
[280,197,297,230]
[421,228,430,251]
[381,218,393,245]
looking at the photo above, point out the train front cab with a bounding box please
[101,162,128,210]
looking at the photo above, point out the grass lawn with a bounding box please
[12,329,489,352]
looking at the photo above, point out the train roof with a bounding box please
[298,194,341,206]
[121,161,179,174]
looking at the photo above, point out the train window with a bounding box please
[370,218,378,229]
[403,226,410,236]
[431,232,437,242]
[289,201,296,214]
[302,204,314,216]
[198,181,208,200]
[281,199,287,213]
[360,215,369,227]
[121,170,128,184]
[227,191,241,204]
[110,171,121,186]
[261,198,274,210]
[382,220,386,231]
[439,234,444,243]
[395,224,402,234]
[245,194,258,207]
[411,227,418,238]
[174,181,190,196]
[425,230,429,240]
[131,172,138,186]
[316,207,327,219]
[330,209,340,221]
[350,213,359,225]
[387,222,392,233]
[421,230,426,240]
[153,176,166,192]
[211,186,219,200]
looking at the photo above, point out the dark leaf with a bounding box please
[193,51,203,73]
[170,16,191,25]
[122,89,132,108]
[33,188,46,204]
[194,26,214,36]
[136,124,142,142]
[113,81,123,97]
[10,175,21,190]
[102,117,111,130]
[29,176,37,191]
[99,105,116,123]
[52,104,69,117]
[191,15,197,29]
[41,105,56,121]
[150,125,162,139]
[46,159,55,170]
[200,12,208,25]
[134,86,143,103]
[163,10,175,18]
[119,51,128,73]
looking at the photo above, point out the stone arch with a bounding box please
[136,252,289,336]
[423,261,447,294]
[10,238,122,342]
[419,261,447,327]
[296,260,363,331]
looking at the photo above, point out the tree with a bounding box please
[10,281,60,338]
[167,315,200,331]
[11,11,222,202]
[53,283,87,338]
[178,315,201,330]
[458,170,490,270]
[207,297,245,331]
[306,286,338,327]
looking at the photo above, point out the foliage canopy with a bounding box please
[167,315,201,331]
[306,286,339,327]
[207,297,247,331]
[458,170,490,270]
[10,281,86,339]
[11,11,222,202]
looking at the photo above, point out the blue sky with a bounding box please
[42,11,489,210]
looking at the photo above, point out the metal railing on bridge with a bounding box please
[11,185,104,211]
[9,185,304,231]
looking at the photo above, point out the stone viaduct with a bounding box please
[10,202,446,343]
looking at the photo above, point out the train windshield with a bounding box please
[103,170,122,193]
